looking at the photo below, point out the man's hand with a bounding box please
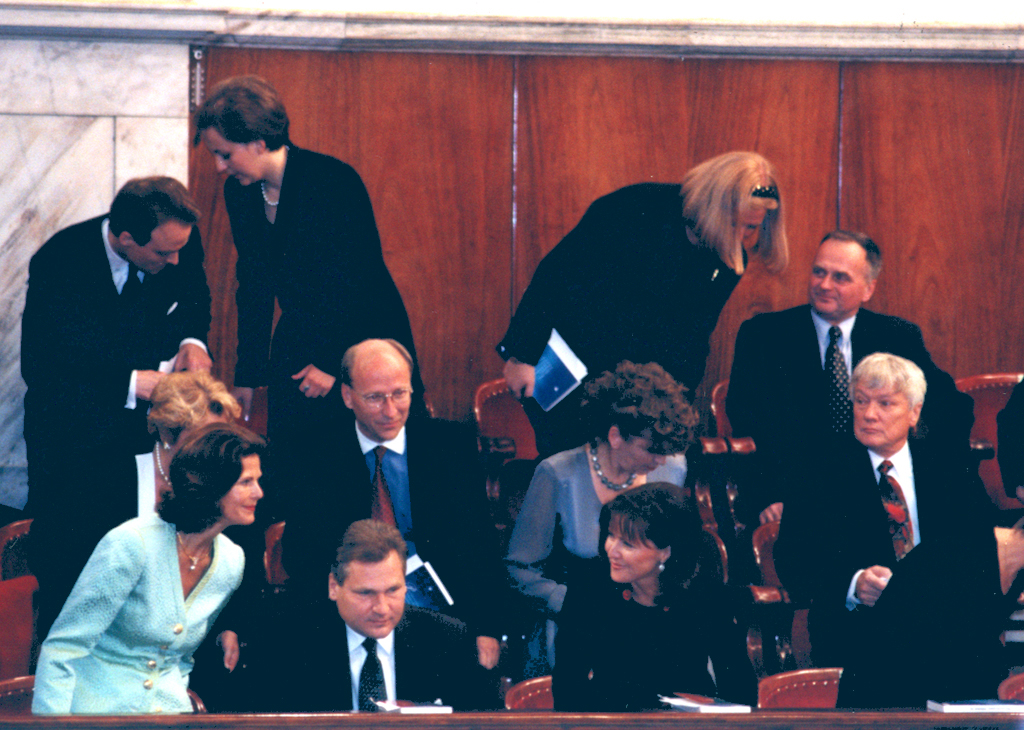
[855,565,893,607]
[759,502,784,524]
[218,630,240,672]
[476,635,500,670]
[292,364,336,398]
[232,386,254,422]
[136,370,165,402]
[175,342,213,372]
[503,359,536,399]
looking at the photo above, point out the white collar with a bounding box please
[354,421,407,456]
[810,308,856,343]
[868,439,913,476]
[346,623,395,656]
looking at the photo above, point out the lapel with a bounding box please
[850,308,882,365]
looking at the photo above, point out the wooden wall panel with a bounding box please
[190,49,514,420]
[514,57,840,416]
[840,62,1024,379]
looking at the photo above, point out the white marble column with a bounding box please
[0,40,189,509]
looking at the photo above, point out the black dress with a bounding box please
[553,568,755,711]
[497,184,741,457]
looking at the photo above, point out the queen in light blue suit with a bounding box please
[33,423,265,714]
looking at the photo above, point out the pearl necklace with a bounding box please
[589,444,636,492]
[154,443,170,481]
[177,533,202,572]
[261,181,280,207]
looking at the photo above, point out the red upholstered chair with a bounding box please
[998,672,1024,700]
[0,519,32,581]
[504,675,553,709]
[474,378,539,466]
[757,667,843,708]
[752,521,783,590]
[263,521,288,586]
[188,688,207,713]
[0,676,34,716]
[235,386,269,437]
[0,575,38,681]
[710,379,732,438]
[956,373,1024,510]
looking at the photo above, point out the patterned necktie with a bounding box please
[358,637,385,711]
[371,446,397,527]
[825,325,852,433]
[878,460,914,560]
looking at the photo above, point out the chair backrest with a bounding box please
[188,688,207,713]
[998,672,1024,700]
[264,521,288,586]
[702,525,728,585]
[0,676,34,716]
[956,373,1024,510]
[0,519,32,581]
[752,521,782,588]
[0,576,38,681]
[504,675,553,709]
[473,378,538,462]
[757,667,843,708]
[710,380,731,438]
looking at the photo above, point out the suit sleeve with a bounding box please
[998,381,1024,494]
[32,526,146,713]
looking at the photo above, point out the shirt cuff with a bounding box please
[179,338,208,353]
[126,370,138,410]
[846,570,864,610]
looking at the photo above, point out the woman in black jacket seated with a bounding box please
[553,483,755,710]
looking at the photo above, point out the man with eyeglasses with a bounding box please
[281,339,505,672]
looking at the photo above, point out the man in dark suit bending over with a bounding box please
[271,519,493,711]
[726,230,973,525]
[21,177,211,514]
[282,338,505,670]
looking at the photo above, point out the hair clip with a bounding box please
[751,184,778,200]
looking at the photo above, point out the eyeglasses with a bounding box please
[360,389,413,410]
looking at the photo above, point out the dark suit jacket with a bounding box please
[267,605,496,712]
[775,437,991,666]
[223,146,418,390]
[281,415,506,639]
[998,380,1024,495]
[726,304,974,516]
[21,215,210,510]
[837,520,1017,708]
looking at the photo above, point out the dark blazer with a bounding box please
[281,415,506,639]
[775,437,991,666]
[726,304,974,516]
[997,380,1024,495]
[267,605,497,712]
[223,146,417,390]
[21,215,210,510]
[496,184,742,456]
[837,520,1018,708]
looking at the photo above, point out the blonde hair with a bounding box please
[850,352,927,409]
[681,151,788,275]
[147,372,241,445]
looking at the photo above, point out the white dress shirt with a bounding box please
[346,625,397,710]
[811,308,856,374]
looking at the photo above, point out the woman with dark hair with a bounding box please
[505,360,697,671]
[193,75,420,494]
[33,423,265,714]
[553,483,755,711]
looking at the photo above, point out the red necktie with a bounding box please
[371,446,397,527]
[878,460,914,560]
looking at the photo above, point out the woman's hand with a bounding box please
[292,364,336,398]
[218,630,240,672]
[476,635,500,669]
[503,359,536,399]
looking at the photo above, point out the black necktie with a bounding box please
[358,637,385,711]
[825,325,852,433]
[121,263,143,302]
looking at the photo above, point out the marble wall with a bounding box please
[0,40,189,509]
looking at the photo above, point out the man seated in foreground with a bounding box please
[267,519,496,712]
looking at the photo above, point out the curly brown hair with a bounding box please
[579,361,697,455]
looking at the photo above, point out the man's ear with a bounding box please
[340,383,355,410]
[328,572,341,600]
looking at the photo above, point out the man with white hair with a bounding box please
[776,352,992,668]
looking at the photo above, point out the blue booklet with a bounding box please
[404,554,454,612]
[533,329,588,412]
